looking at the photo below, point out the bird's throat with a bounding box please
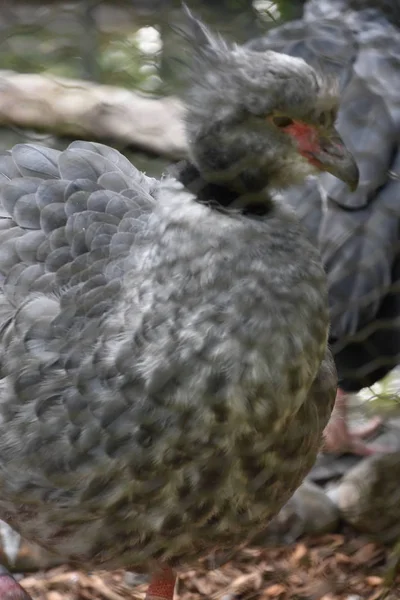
[171,160,272,216]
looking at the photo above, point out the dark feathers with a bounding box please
[249,0,400,391]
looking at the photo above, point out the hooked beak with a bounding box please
[311,128,359,192]
[285,122,359,192]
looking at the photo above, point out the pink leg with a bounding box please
[0,567,32,600]
[323,388,387,456]
[145,566,176,600]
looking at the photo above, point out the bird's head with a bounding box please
[180,5,359,197]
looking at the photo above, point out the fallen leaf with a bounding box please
[366,576,383,586]
[291,543,308,563]
[334,553,352,564]
[353,543,379,565]
[264,583,286,597]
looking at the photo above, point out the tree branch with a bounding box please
[0,71,187,159]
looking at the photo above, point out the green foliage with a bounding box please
[0,22,163,93]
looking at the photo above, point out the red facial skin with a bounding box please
[284,121,325,169]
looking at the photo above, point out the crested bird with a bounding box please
[0,6,357,600]
[248,0,400,456]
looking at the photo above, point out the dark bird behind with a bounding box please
[248,0,400,455]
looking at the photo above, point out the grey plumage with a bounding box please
[0,9,337,573]
[248,0,400,391]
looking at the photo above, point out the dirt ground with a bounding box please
[16,532,400,600]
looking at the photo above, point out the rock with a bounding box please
[256,481,340,545]
[370,419,400,452]
[124,572,150,587]
[310,417,400,488]
[310,452,362,485]
[335,451,400,542]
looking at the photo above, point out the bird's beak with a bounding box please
[311,128,359,192]
[286,122,359,192]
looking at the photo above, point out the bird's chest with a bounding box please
[0,384,320,569]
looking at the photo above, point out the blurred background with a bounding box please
[0,1,400,599]
[0,0,299,172]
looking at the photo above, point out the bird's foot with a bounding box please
[322,388,390,456]
[0,567,32,600]
[145,566,176,600]
[323,414,388,456]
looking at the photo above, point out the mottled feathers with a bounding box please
[0,8,336,572]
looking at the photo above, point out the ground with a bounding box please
[15,533,400,600]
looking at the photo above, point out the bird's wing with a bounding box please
[248,2,400,339]
[0,140,159,361]
[0,140,165,489]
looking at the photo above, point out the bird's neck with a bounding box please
[171,160,273,216]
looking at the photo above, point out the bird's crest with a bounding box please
[171,3,232,70]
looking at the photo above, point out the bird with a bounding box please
[248,0,400,456]
[0,5,356,600]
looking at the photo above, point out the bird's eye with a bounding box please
[272,115,294,128]
[319,113,328,127]
[319,110,337,127]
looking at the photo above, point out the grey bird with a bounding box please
[0,6,353,600]
[248,0,400,456]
